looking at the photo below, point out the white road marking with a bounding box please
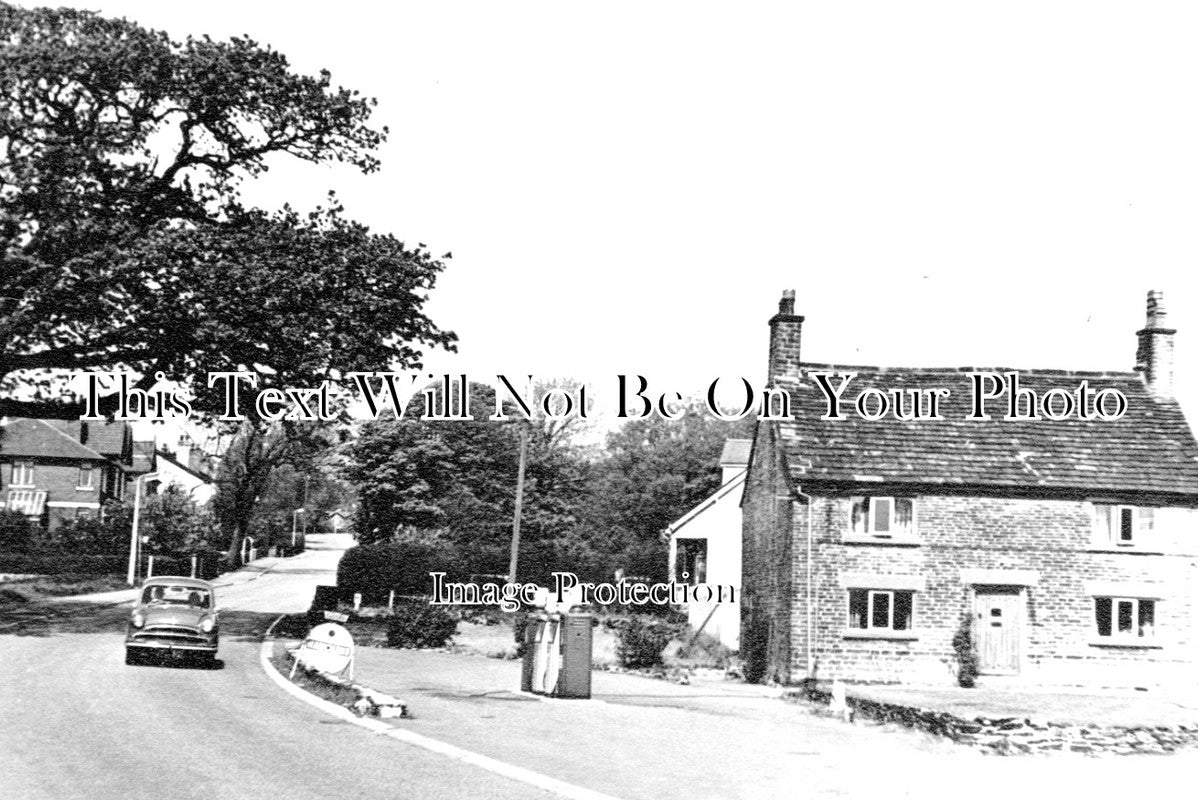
[259,617,625,800]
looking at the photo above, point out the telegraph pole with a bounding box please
[508,426,529,584]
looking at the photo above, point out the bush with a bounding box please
[616,616,676,669]
[385,603,459,649]
[336,538,463,603]
[673,631,735,669]
[145,554,191,578]
[49,514,124,555]
[953,614,978,688]
[513,611,533,657]
[0,510,35,553]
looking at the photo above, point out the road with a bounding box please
[5,535,1198,800]
[0,535,553,800]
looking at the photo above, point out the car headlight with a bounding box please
[131,611,145,628]
[200,616,215,633]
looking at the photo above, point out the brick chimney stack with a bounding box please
[767,289,804,386]
[176,434,193,470]
[1135,290,1175,398]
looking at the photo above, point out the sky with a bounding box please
[22,1,1198,427]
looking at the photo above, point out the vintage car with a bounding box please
[125,576,219,666]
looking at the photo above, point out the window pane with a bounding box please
[871,591,891,629]
[893,592,912,631]
[1096,598,1112,636]
[848,589,867,629]
[1138,508,1155,537]
[873,499,891,533]
[1139,600,1155,638]
[1117,600,1134,634]
[1119,509,1135,543]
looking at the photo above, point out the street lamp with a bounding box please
[127,472,159,586]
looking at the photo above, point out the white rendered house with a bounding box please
[665,439,749,650]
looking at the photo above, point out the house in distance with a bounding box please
[742,289,1198,688]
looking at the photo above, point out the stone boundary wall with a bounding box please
[792,684,1198,755]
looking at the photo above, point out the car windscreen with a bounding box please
[140,585,212,609]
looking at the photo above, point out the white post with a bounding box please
[191,554,197,578]
[126,472,158,585]
[388,590,395,611]
[147,555,154,579]
[126,477,142,585]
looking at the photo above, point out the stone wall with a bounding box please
[792,492,1198,687]
[794,684,1198,755]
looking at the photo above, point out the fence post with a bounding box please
[388,590,395,611]
[191,554,197,578]
[147,555,154,579]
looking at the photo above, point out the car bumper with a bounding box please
[126,632,218,653]
[126,641,218,653]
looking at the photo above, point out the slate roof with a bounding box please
[0,418,108,461]
[777,365,1198,496]
[44,420,129,457]
[130,440,156,475]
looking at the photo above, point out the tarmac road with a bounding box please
[6,535,1198,800]
[0,535,552,800]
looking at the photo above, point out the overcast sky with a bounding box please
[29,1,1198,425]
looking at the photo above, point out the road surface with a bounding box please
[0,535,552,800]
[5,535,1197,800]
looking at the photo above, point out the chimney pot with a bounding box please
[779,289,796,316]
[767,289,804,386]
[1146,289,1167,328]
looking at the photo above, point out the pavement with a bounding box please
[270,636,1198,800]
[271,637,977,800]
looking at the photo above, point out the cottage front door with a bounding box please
[974,587,1021,675]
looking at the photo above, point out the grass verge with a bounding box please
[0,574,129,603]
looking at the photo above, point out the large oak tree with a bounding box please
[0,4,455,418]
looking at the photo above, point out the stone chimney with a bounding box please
[767,289,804,385]
[176,434,193,470]
[1135,290,1175,398]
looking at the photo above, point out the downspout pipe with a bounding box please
[793,485,814,678]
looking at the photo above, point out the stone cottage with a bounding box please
[742,290,1198,688]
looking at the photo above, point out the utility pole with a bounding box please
[508,426,529,584]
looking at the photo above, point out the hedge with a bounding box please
[0,549,231,580]
[0,552,126,575]
[336,540,464,603]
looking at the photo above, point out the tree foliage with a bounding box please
[47,490,214,556]
[576,401,754,579]
[0,4,454,416]
[344,386,750,586]
[211,419,343,560]
[343,382,591,578]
